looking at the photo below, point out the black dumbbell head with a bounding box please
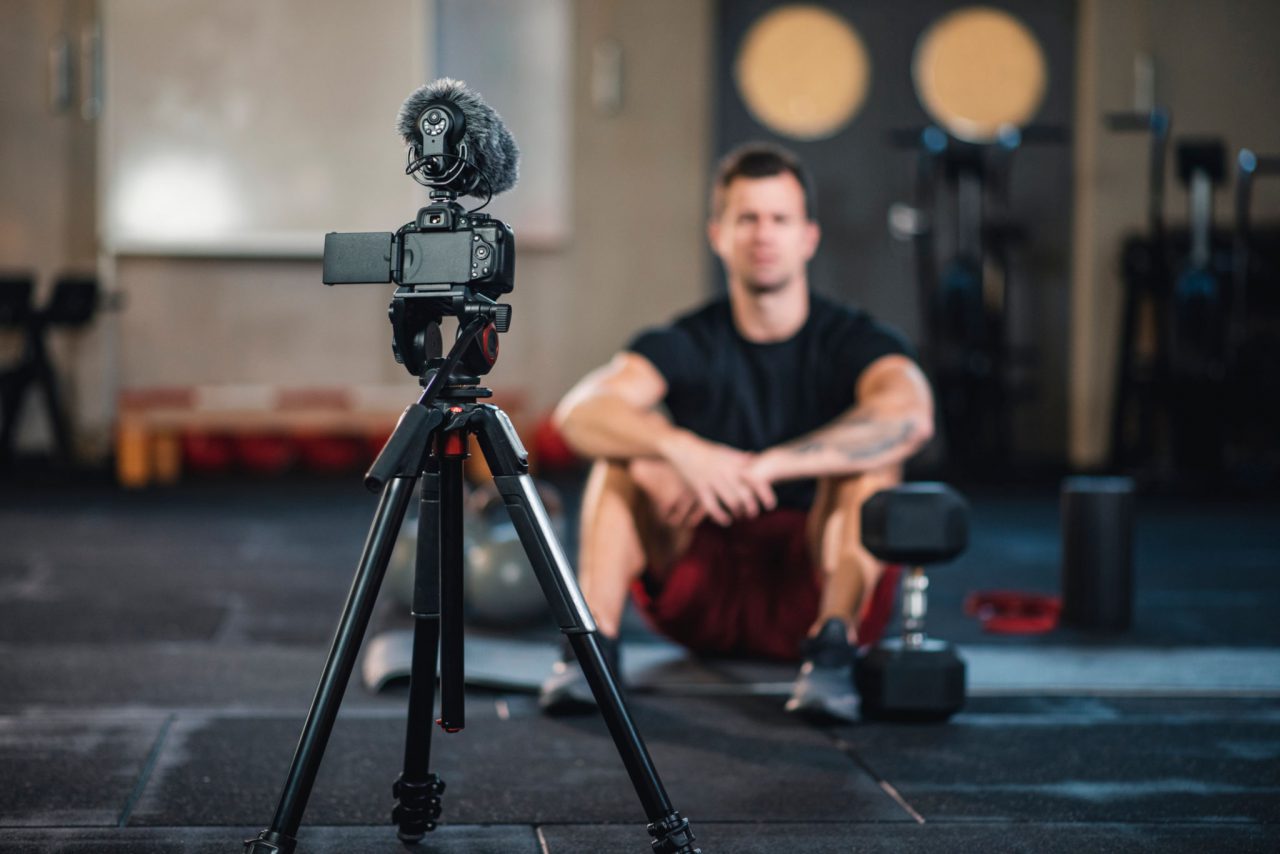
[855,639,966,722]
[861,482,969,566]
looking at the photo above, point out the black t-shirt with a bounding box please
[627,293,916,509]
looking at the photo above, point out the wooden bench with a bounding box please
[115,386,404,487]
[115,385,532,487]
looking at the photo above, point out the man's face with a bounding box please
[708,173,820,295]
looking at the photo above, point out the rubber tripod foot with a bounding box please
[244,830,295,854]
[647,811,700,854]
[392,772,446,842]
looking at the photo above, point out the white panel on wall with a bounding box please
[99,0,430,257]
[437,0,572,247]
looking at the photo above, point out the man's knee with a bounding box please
[582,458,692,574]
[583,458,640,507]
[581,458,659,542]
[809,466,902,565]
[827,465,902,509]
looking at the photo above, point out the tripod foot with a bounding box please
[647,811,700,854]
[392,772,446,842]
[244,829,295,854]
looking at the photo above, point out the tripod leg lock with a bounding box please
[243,830,295,854]
[647,811,701,854]
[392,772,446,840]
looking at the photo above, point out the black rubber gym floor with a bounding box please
[1,477,1278,853]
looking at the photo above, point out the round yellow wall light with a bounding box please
[912,6,1048,143]
[735,5,871,141]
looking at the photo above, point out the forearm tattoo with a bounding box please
[789,420,914,461]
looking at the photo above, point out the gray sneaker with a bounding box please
[538,634,620,716]
[784,618,859,723]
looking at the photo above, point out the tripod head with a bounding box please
[323,186,515,386]
[389,284,511,383]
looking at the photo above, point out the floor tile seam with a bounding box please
[5,699,1279,716]
[0,823,543,830]
[530,819,932,827]
[0,641,329,652]
[790,819,1280,828]
[822,732,928,825]
[0,706,414,719]
[965,688,1280,698]
[2,820,1276,831]
[493,818,1280,827]
[968,684,1280,696]
[115,712,175,828]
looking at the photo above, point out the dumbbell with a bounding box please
[855,482,969,722]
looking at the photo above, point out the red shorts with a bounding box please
[629,509,900,661]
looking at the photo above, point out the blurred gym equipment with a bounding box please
[0,274,100,466]
[1107,109,1174,476]
[855,482,969,722]
[1227,149,1280,482]
[1060,476,1135,632]
[890,123,1064,471]
[1108,109,1280,485]
[1168,139,1232,472]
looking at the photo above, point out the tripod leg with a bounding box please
[245,476,417,854]
[393,464,445,841]
[470,407,699,854]
[437,448,466,730]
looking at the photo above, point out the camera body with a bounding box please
[322,200,514,300]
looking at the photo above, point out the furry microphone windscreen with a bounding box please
[396,78,521,195]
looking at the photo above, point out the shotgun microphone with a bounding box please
[396,77,520,197]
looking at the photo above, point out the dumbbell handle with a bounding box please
[902,566,929,648]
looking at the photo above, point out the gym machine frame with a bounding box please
[1106,111,1280,480]
[244,288,699,854]
[0,275,100,466]
[890,124,1065,473]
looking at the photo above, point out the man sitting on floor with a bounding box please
[541,143,935,722]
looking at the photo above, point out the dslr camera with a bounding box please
[321,203,513,299]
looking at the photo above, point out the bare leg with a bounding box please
[806,465,902,644]
[576,459,694,638]
[786,468,901,721]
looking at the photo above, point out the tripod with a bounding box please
[244,308,699,854]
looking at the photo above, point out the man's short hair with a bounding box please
[710,142,817,221]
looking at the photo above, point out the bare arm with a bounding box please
[749,355,934,484]
[554,352,775,524]
[553,352,682,460]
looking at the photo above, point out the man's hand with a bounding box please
[658,431,777,526]
[628,457,706,529]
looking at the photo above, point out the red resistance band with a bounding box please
[963,590,1062,634]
